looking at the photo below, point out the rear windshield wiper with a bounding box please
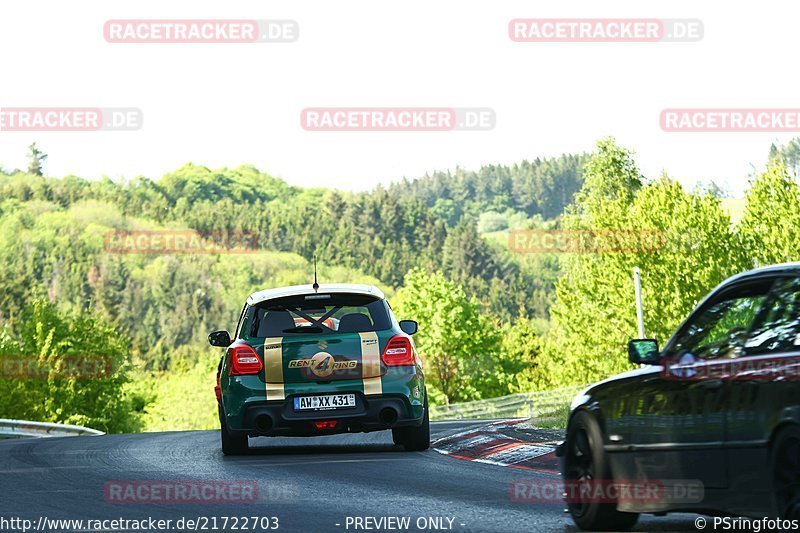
[282,326,323,334]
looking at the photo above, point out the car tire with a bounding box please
[393,395,430,451]
[220,409,249,456]
[391,427,407,447]
[563,411,639,531]
[771,424,800,519]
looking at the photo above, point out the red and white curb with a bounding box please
[432,420,561,475]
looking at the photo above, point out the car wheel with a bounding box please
[393,395,430,451]
[391,429,406,447]
[771,425,800,519]
[220,410,249,456]
[563,411,639,531]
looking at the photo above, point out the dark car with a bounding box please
[557,263,800,530]
[209,283,429,455]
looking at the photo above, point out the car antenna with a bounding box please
[312,256,319,292]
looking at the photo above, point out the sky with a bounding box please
[0,1,797,197]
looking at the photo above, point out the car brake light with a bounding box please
[314,420,338,429]
[381,335,415,366]
[229,344,263,376]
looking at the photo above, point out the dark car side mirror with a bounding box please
[399,320,418,335]
[208,330,232,347]
[628,338,660,364]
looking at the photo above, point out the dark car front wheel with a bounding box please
[563,411,639,531]
[393,396,430,451]
[771,424,800,519]
[220,408,249,456]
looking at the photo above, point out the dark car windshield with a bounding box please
[248,293,392,337]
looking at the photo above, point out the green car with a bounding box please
[209,283,429,455]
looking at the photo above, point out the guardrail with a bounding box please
[429,385,586,425]
[0,419,104,438]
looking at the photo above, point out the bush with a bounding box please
[0,299,141,433]
[477,211,509,233]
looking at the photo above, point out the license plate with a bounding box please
[293,394,356,411]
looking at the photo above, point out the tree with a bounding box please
[393,269,501,404]
[693,179,730,198]
[441,219,498,283]
[386,154,588,222]
[477,211,509,232]
[770,138,800,176]
[501,315,546,393]
[533,140,743,388]
[431,198,459,227]
[26,142,48,176]
[739,160,800,265]
[569,137,642,223]
[0,299,140,433]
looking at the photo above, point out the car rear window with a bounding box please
[247,293,392,337]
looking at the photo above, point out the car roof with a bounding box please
[722,262,800,285]
[246,283,385,306]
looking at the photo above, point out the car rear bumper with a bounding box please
[226,392,425,437]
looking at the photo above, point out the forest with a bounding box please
[0,138,797,432]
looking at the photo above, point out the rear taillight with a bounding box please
[381,335,415,366]
[229,344,263,376]
[314,420,338,429]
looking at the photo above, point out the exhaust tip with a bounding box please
[379,407,399,427]
[254,414,273,432]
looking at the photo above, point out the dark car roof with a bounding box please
[721,262,800,286]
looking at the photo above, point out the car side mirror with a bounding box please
[399,320,418,335]
[208,330,232,347]
[628,338,660,364]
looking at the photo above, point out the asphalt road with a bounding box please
[0,422,703,532]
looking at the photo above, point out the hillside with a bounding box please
[0,154,584,430]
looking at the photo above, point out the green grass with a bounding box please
[132,358,219,432]
[532,405,570,429]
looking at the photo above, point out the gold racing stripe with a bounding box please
[359,331,382,396]
[263,337,285,401]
